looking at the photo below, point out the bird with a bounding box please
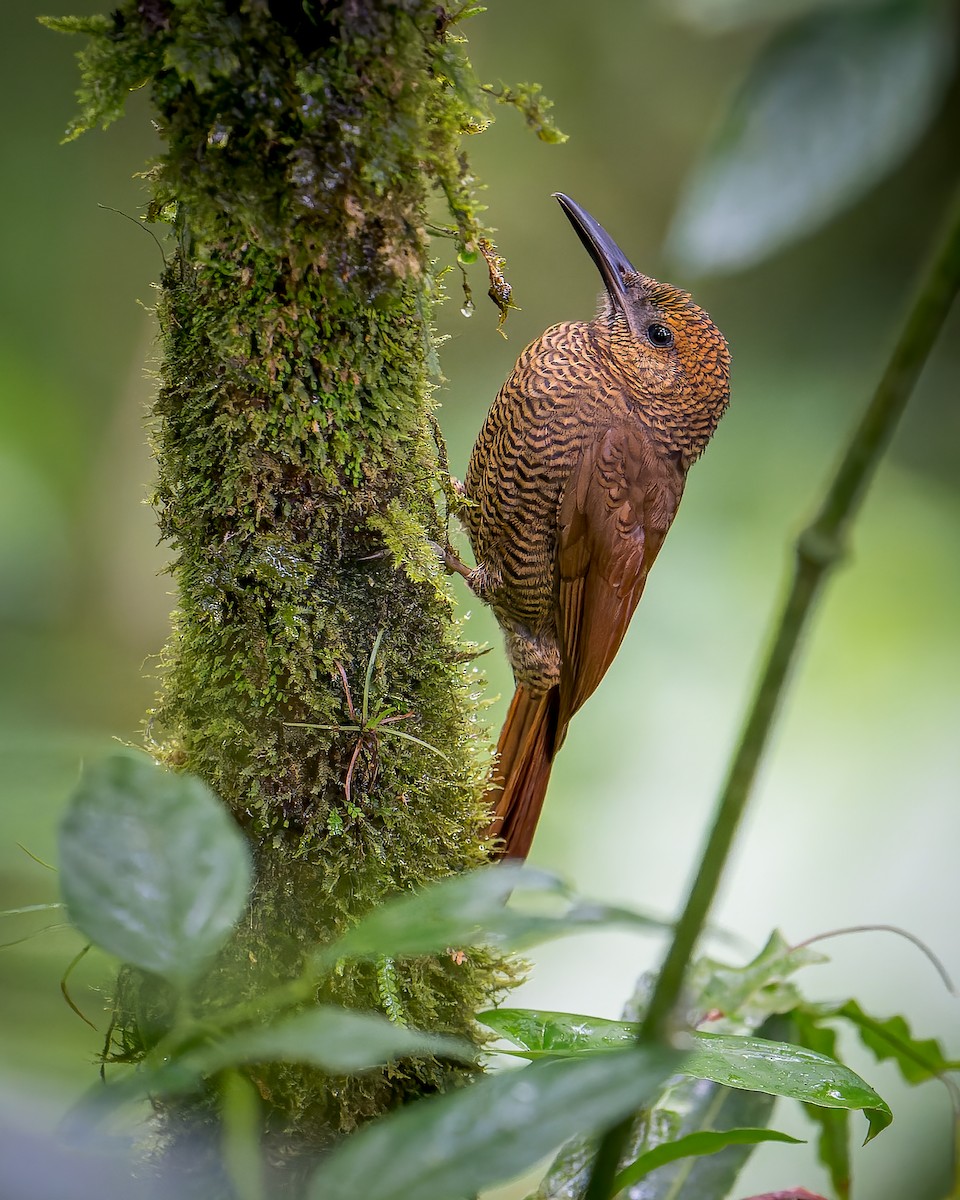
[445,193,731,860]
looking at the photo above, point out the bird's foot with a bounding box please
[427,540,497,601]
[442,545,477,584]
[426,539,470,578]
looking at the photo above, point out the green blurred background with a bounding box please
[1,1,958,1196]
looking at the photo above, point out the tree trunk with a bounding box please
[51,0,516,1190]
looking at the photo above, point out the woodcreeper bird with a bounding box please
[447,194,730,860]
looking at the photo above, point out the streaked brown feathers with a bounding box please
[457,202,729,859]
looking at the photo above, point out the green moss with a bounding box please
[368,496,447,592]
[49,0,557,1181]
[481,81,569,144]
[41,11,163,141]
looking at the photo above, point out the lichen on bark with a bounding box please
[46,0,539,1182]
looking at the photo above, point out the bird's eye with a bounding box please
[647,323,674,348]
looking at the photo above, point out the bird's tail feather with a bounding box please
[484,686,561,860]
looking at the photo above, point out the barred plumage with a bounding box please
[449,196,730,859]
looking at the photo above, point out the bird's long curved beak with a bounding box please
[554,193,636,313]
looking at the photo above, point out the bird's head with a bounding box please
[555,193,730,462]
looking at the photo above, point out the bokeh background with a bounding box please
[1,1,958,1197]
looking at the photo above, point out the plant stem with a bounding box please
[584,191,960,1200]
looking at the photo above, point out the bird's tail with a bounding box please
[484,685,561,860]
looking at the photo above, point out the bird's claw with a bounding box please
[426,539,473,582]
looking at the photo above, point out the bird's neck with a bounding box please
[590,325,725,468]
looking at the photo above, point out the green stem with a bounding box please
[584,190,960,1200]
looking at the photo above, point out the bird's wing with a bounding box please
[556,424,683,735]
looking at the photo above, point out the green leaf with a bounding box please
[533,1004,790,1199]
[826,999,959,1085]
[613,1127,804,1192]
[69,1006,474,1127]
[792,1012,851,1199]
[690,930,827,1026]
[306,1046,683,1200]
[478,1006,637,1056]
[58,751,252,987]
[667,1,955,272]
[480,1009,892,1142]
[532,1006,788,1199]
[687,1032,892,1144]
[190,1006,477,1077]
[313,863,670,969]
[535,1069,778,1200]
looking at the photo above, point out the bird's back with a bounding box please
[463,320,630,644]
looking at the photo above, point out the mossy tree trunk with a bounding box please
[52,0,517,1189]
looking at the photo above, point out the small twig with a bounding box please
[792,924,957,998]
[424,221,460,240]
[0,923,70,951]
[345,737,365,807]
[99,1007,118,1080]
[16,843,57,871]
[61,944,96,1029]
[97,203,167,268]
[584,190,960,1200]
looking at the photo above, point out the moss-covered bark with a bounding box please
[49,0,527,1187]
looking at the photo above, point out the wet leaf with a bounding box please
[58,752,251,987]
[535,1068,779,1200]
[667,1,955,272]
[688,1033,891,1144]
[305,1047,683,1200]
[613,1127,804,1192]
[534,1011,792,1200]
[479,1006,637,1056]
[826,999,959,1084]
[480,1008,892,1142]
[792,1013,851,1199]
